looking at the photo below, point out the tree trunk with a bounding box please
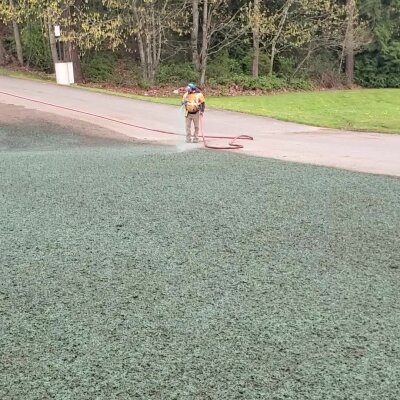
[199,0,208,85]
[345,0,355,86]
[133,3,150,82]
[131,0,168,83]
[70,44,82,83]
[252,0,260,77]
[9,0,23,65]
[200,63,207,86]
[269,45,276,76]
[269,0,292,76]
[191,0,200,72]
[146,32,153,82]
[47,19,59,68]
[0,37,7,65]
[136,34,147,80]
[157,15,162,70]
[151,6,157,74]
[191,0,210,85]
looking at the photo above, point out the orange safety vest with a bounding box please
[183,92,205,113]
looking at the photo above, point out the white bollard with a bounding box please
[55,62,75,85]
[55,62,70,85]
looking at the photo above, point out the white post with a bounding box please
[53,25,74,85]
[55,62,70,85]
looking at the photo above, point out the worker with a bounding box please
[182,83,205,143]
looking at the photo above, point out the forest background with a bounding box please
[0,0,399,94]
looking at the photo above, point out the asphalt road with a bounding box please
[1,76,399,176]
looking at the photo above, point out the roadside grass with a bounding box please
[77,86,400,134]
[0,66,54,82]
[1,66,399,133]
[209,89,400,133]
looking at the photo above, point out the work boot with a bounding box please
[193,138,199,143]
[186,137,192,143]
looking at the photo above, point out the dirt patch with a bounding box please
[0,102,137,145]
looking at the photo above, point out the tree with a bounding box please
[132,0,169,82]
[103,0,183,83]
[247,0,349,77]
[63,2,83,82]
[249,0,261,77]
[9,0,23,65]
[14,0,84,79]
[268,0,293,75]
[0,20,10,65]
[0,0,23,65]
[0,0,394,89]
[0,34,6,64]
[290,2,345,78]
[344,0,356,85]
[47,18,59,66]
[356,0,400,87]
[191,0,243,84]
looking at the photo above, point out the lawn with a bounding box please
[209,89,400,133]
[128,89,400,134]
[1,116,400,399]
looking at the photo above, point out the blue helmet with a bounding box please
[186,83,197,92]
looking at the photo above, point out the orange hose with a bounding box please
[199,114,253,150]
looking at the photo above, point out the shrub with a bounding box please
[300,52,344,88]
[236,75,287,90]
[157,63,198,85]
[214,74,312,91]
[287,78,313,90]
[81,52,117,82]
[239,52,271,76]
[138,79,152,89]
[207,52,243,80]
[108,60,142,86]
[276,56,296,77]
[355,52,400,88]
[21,23,52,71]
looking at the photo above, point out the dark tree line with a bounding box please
[0,0,399,88]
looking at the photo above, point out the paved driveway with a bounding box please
[1,76,399,176]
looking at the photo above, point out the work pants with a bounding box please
[185,112,200,140]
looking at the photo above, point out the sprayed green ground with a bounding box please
[1,120,400,399]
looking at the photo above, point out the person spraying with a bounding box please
[182,83,205,143]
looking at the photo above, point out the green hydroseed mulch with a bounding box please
[1,121,400,400]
